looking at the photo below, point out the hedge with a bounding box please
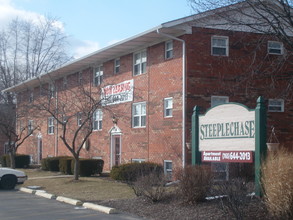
[41,156,70,171]
[59,157,74,174]
[0,154,30,168]
[71,159,104,177]
[110,162,163,182]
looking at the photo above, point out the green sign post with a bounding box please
[191,96,267,197]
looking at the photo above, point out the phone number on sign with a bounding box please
[222,152,251,161]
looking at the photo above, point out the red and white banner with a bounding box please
[202,151,253,163]
[101,79,133,106]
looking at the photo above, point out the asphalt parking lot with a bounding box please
[0,189,142,220]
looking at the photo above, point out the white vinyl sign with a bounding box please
[199,104,255,151]
[101,79,133,106]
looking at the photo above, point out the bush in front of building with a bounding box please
[41,156,70,171]
[70,159,104,177]
[110,162,163,182]
[59,157,74,174]
[0,154,30,168]
[262,147,293,219]
[175,165,212,204]
[132,171,168,202]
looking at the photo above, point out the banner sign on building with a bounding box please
[101,79,134,106]
[199,103,255,152]
[202,151,253,163]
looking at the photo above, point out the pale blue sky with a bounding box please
[0,0,193,58]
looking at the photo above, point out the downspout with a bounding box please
[156,29,186,168]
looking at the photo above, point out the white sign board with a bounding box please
[101,79,133,106]
[199,103,255,151]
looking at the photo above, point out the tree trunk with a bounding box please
[73,156,80,180]
[9,149,16,169]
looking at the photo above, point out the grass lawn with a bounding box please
[19,168,135,202]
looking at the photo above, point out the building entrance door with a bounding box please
[110,125,122,169]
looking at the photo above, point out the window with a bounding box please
[211,96,229,107]
[132,102,146,128]
[164,97,173,117]
[29,91,34,103]
[94,66,103,86]
[28,120,34,135]
[165,40,173,59]
[48,83,56,98]
[268,99,284,112]
[18,120,23,133]
[48,117,54,134]
[114,58,120,74]
[268,41,283,55]
[78,72,83,85]
[63,76,67,89]
[211,36,229,56]
[164,160,173,180]
[132,159,145,163]
[77,112,83,126]
[93,109,103,130]
[133,50,147,76]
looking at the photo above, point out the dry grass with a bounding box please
[262,148,293,219]
[19,168,135,202]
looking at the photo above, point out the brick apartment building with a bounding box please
[3,3,293,174]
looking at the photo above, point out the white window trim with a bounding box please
[93,66,103,86]
[268,41,283,55]
[29,91,34,103]
[164,160,173,179]
[78,71,83,85]
[132,159,145,163]
[28,120,34,135]
[211,96,229,107]
[164,97,173,118]
[114,58,120,74]
[48,117,54,135]
[268,99,284,112]
[77,112,82,126]
[132,102,146,128]
[211,36,229,56]
[93,109,103,131]
[165,40,173,59]
[49,83,56,98]
[133,50,147,76]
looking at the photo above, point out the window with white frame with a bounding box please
[268,41,283,55]
[48,83,56,98]
[78,71,83,85]
[132,159,146,163]
[164,160,173,180]
[211,96,229,107]
[93,109,103,130]
[268,99,284,112]
[63,76,67,89]
[114,58,120,74]
[164,97,173,117]
[94,66,103,86]
[211,36,229,56]
[133,50,147,76]
[28,120,34,135]
[165,40,173,59]
[132,102,146,128]
[77,112,83,126]
[29,91,34,103]
[18,120,23,133]
[48,117,54,134]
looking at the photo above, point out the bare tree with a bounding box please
[0,16,72,103]
[0,103,38,168]
[34,81,108,180]
[187,0,293,100]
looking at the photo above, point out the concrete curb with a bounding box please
[56,196,83,206]
[35,191,56,199]
[19,187,35,194]
[83,202,117,214]
[19,187,117,214]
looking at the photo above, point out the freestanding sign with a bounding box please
[191,97,267,197]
